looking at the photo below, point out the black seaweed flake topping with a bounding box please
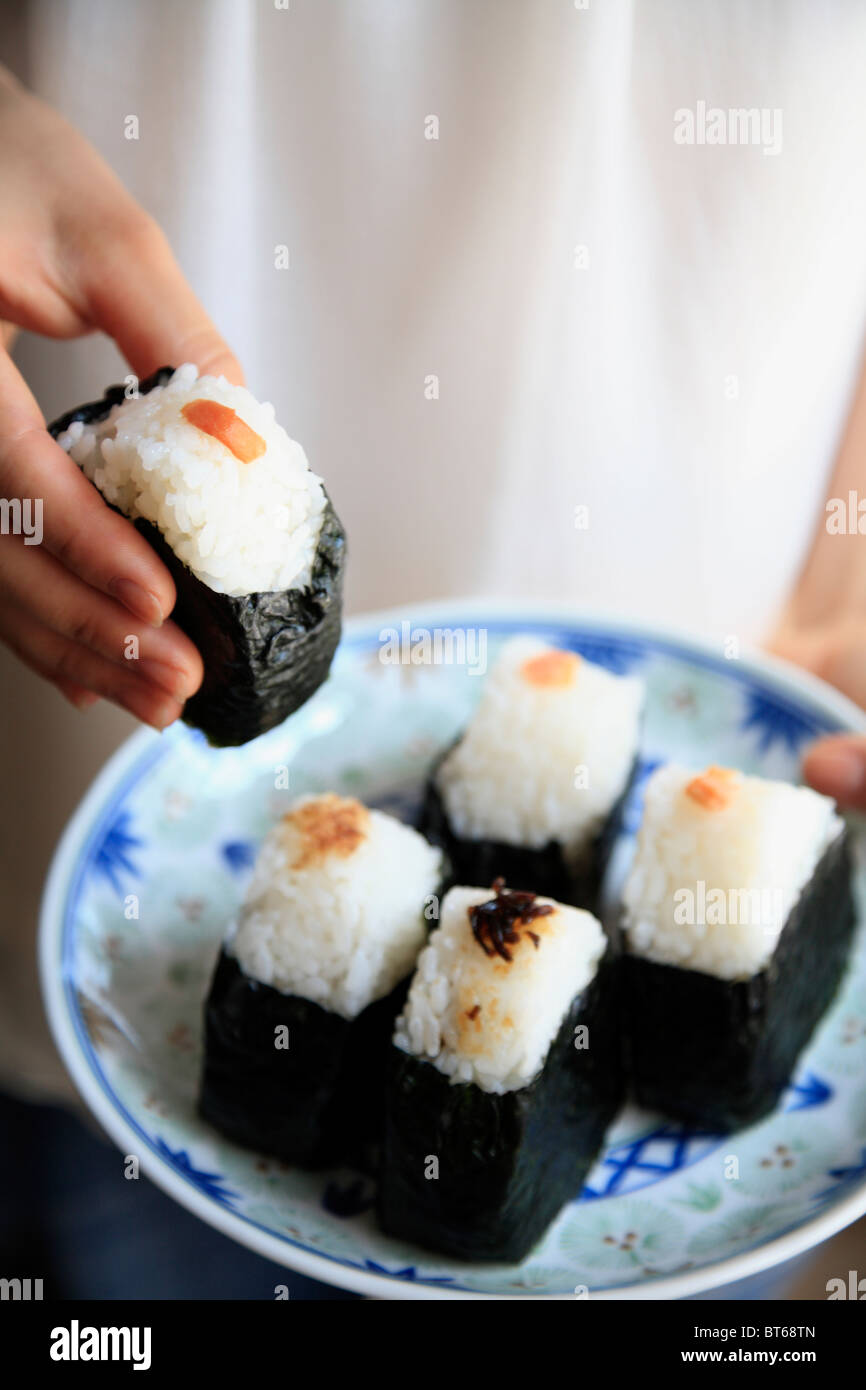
[468,878,554,962]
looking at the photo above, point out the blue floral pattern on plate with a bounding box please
[40,609,866,1298]
[91,810,144,893]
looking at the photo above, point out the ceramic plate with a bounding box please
[39,602,866,1299]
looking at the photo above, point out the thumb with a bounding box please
[803,736,866,811]
[79,210,243,386]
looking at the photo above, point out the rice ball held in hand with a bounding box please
[379,880,623,1262]
[51,365,345,746]
[621,764,856,1132]
[200,794,444,1169]
[421,635,643,910]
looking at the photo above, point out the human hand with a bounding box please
[0,67,242,727]
[768,618,866,810]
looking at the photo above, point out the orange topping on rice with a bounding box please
[685,766,740,811]
[520,649,580,689]
[285,795,370,869]
[181,398,266,463]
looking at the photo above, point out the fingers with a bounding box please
[0,72,242,382]
[810,638,866,714]
[775,623,866,808]
[0,349,177,625]
[0,602,185,730]
[0,346,204,724]
[55,679,100,711]
[770,619,866,712]
[0,83,234,727]
[78,211,244,385]
[803,736,866,811]
[0,531,203,697]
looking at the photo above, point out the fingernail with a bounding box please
[803,743,866,802]
[137,658,194,702]
[109,578,164,627]
[62,688,100,712]
[146,698,183,731]
[118,687,182,731]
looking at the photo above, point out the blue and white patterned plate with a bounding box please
[39,603,866,1299]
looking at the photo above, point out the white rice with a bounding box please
[436,635,643,856]
[394,885,607,1094]
[229,794,443,1020]
[56,363,326,597]
[622,763,843,980]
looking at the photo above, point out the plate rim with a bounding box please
[38,599,866,1300]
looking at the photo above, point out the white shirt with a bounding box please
[5,0,866,1097]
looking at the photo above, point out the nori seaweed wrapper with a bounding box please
[419,748,640,915]
[48,368,345,747]
[378,942,623,1263]
[200,949,406,1170]
[622,826,857,1132]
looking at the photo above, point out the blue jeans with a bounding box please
[0,1089,357,1299]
